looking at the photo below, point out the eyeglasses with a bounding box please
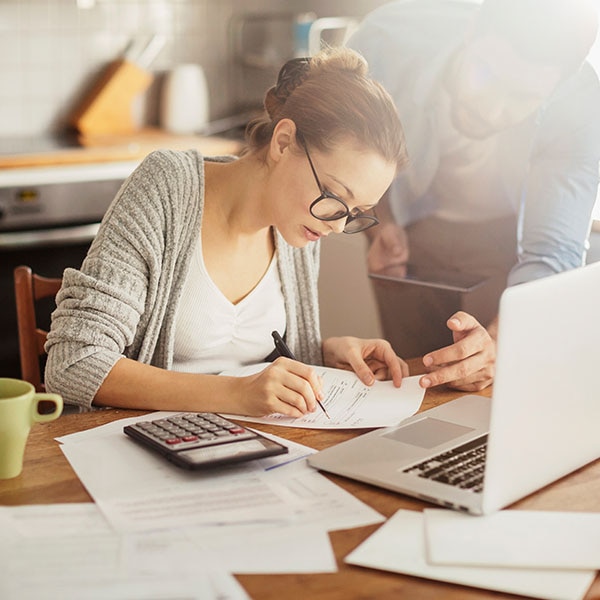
[299,137,379,234]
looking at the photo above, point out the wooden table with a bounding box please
[1,371,599,600]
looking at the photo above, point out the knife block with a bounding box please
[71,59,153,136]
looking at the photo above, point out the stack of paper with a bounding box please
[346,509,598,600]
[0,411,389,599]
[56,412,385,535]
[0,503,248,600]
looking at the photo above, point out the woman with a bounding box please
[45,48,409,416]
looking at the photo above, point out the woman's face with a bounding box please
[268,137,396,248]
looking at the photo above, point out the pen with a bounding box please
[271,330,330,419]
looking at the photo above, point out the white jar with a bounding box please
[160,64,209,135]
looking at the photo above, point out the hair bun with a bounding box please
[275,58,311,101]
[311,47,368,78]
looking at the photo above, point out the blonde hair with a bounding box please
[245,47,407,171]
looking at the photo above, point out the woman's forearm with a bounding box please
[93,357,242,413]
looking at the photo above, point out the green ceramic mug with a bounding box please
[0,378,63,479]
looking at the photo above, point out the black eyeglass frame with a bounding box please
[298,135,380,234]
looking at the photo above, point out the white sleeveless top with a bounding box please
[171,238,287,374]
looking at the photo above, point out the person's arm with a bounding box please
[509,65,600,287]
[365,191,410,275]
[93,356,323,418]
[45,152,175,409]
[421,69,600,392]
[364,190,395,242]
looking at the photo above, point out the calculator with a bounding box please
[123,413,288,470]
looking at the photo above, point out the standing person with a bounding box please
[45,48,416,415]
[348,0,600,391]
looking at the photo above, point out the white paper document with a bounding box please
[265,460,385,532]
[60,434,297,532]
[424,509,600,570]
[179,522,337,574]
[118,520,336,575]
[3,565,246,600]
[58,416,383,536]
[0,502,336,583]
[345,510,596,600]
[220,363,425,428]
[0,505,248,600]
[0,502,113,538]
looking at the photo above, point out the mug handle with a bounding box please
[31,393,63,423]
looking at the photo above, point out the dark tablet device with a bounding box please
[369,264,487,292]
[369,265,492,357]
[124,412,288,470]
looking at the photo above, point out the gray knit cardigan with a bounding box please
[45,149,323,410]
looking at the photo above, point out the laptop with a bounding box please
[309,261,600,515]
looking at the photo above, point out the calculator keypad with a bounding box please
[130,413,256,450]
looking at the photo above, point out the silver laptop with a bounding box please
[309,261,600,515]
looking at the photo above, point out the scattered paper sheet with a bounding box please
[424,509,600,570]
[0,503,336,587]
[118,521,336,575]
[220,363,425,428]
[345,510,596,600]
[58,416,383,535]
[179,522,337,574]
[0,505,248,600]
[60,436,296,532]
[0,502,113,538]
[2,567,246,600]
[265,459,385,532]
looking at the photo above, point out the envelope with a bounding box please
[424,509,600,570]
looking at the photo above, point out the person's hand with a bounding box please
[322,336,409,387]
[367,222,409,276]
[236,358,323,418]
[419,312,496,392]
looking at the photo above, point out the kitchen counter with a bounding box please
[0,128,245,169]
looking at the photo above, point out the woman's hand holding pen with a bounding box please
[234,358,324,418]
[322,336,408,386]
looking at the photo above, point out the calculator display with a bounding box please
[180,439,278,465]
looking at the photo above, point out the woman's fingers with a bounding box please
[323,336,408,387]
[255,358,322,416]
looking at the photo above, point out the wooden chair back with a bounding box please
[13,265,62,392]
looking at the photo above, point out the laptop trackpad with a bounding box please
[384,418,474,449]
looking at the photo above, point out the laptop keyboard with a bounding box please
[402,435,487,493]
